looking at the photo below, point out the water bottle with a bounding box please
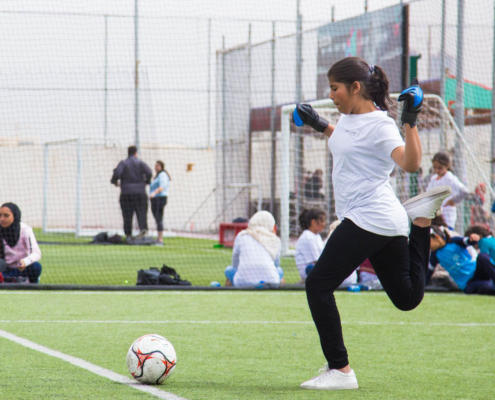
[359,284,371,291]
[254,281,265,289]
[210,281,221,287]
[347,285,361,292]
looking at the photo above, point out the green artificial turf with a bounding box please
[0,291,493,400]
[34,230,300,286]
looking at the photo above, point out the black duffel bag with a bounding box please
[136,265,191,286]
[136,267,160,285]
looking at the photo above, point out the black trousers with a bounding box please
[151,196,167,232]
[464,253,495,295]
[305,218,430,369]
[119,193,148,236]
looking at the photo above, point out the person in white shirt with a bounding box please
[295,208,326,281]
[292,56,452,391]
[224,211,283,288]
[427,151,470,230]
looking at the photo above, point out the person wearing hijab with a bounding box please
[0,203,42,283]
[224,211,284,288]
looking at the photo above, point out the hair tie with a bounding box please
[369,64,375,74]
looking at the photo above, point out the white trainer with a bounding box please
[402,185,452,221]
[300,365,359,390]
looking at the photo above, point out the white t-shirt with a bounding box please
[295,230,324,279]
[329,111,409,237]
[427,171,469,229]
[232,234,281,287]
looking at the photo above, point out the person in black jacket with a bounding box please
[111,146,152,239]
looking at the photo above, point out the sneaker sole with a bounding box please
[301,383,359,390]
[402,185,452,208]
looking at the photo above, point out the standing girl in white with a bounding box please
[292,56,451,390]
[427,151,469,230]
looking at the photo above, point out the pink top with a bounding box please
[2,222,41,268]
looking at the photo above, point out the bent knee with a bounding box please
[392,297,423,312]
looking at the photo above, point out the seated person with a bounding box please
[430,225,495,295]
[225,211,284,288]
[0,203,42,284]
[295,208,326,282]
[464,225,495,262]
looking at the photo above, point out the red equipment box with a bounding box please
[219,222,248,247]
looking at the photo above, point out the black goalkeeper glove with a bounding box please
[398,78,423,128]
[291,103,329,133]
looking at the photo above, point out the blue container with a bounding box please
[347,285,361,292]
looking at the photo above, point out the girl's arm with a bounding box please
[21,227,41,267]
[322,124,336,138]
[232,236,241,268]
[448,175,470,204]
[393,79,424,172]
[391,124,422,173]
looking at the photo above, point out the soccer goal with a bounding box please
[279,95,494,256]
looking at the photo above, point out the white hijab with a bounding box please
[240,211,280,260]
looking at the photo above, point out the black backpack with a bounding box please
[158,265,192,286]
[136,265,192,286]
[136,267,160,285]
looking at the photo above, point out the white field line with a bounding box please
[0,329,189,400]
[0,320,493,327]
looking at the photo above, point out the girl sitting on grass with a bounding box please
[295,208,326,282]
[0,203,42,284]
[224,211,284,288]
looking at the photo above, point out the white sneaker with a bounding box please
[300,365,359,390]
[402,185,452,220]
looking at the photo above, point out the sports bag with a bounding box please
[158,265,192,286]
[136,267,160,285]
[136,265,191,286]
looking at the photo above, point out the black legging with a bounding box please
[151,196,167,232]
[305,218,430,369]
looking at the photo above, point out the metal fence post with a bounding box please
[42,143,49,233]
[76,137,82,237]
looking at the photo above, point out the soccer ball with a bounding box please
[126,334,177,384]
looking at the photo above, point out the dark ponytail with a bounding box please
[327,56,392,111]
[299,208,327,230]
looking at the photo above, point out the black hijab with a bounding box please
[0,203,22,259]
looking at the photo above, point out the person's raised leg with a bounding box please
[369,224,430,311]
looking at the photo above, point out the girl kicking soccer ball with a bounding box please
[292,56,451,390]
